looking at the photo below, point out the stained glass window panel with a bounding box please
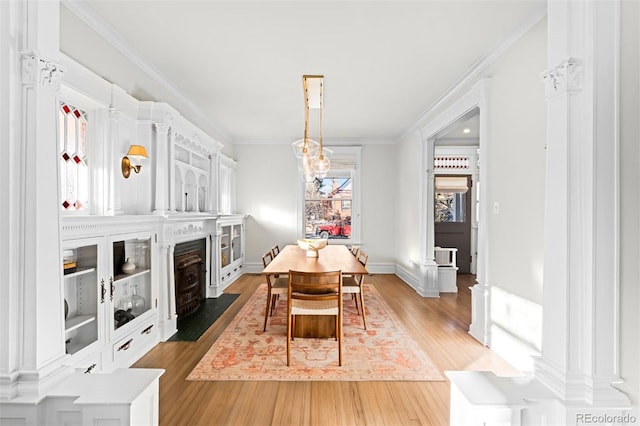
[58,102,89,211]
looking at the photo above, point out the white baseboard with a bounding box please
[395,264,419,292]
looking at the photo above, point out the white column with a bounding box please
[417,135,439,297]
[534,0,630,407]
[168,131,176,212]
[153,122,170,215]
[0,0,70,399]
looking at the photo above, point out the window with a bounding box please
[434,175,469,223]
[58,102,89,211]
[301,146,361,242]
[305,176,352,239]
[435,192,466,222]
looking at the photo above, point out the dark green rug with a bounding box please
[168,294,240,342]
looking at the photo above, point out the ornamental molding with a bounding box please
[108,107,120,119]
[541,57,581,97]
[175,223,206,238]
[21,51,65,90]
[172,131,213,157]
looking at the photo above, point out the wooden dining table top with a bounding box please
[262,244,368,275]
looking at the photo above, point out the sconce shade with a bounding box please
[122,144,149,179]
[126,144,148,161]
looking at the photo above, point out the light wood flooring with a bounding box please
[133,273,520,425]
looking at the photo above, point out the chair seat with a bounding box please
[270,277,289,294]
[291,298,339,315]
[342,276,361,293]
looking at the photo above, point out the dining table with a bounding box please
[261,244,368,338]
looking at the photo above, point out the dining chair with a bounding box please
[287,270,343,366]
[342,250,368,330]
[271,245,280,257]
[262,251,288,331]
[349,246,359,256]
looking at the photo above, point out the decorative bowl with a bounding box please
[297,239,328,257]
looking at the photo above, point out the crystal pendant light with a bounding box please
[293,75,330,182]
[310,84,331,178]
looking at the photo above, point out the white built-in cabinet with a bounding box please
[61,218,160,374]
[216,215,245,289]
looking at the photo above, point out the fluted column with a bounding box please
[0,0,68,399]
[153,122,170,214]
[534,0,630,408]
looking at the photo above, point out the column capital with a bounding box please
[20,51,64,90]
[153,121,171,134]
[540,57,582,97]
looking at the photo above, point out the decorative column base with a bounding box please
[417,258,439,298]
[468,282,489,345]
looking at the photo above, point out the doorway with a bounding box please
[434,175,472,273]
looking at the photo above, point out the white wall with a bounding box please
[395,20,547,364]
[619,0,640,406]
[394,132,423,280]
[483,19,547,353]
[235,143,397,271]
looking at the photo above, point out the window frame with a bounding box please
[57,84,106,215]
[298,146,361,244]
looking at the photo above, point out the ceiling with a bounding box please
[65,1,544,145]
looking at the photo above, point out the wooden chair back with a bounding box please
[356,251,368,267]
[271,245,280,257]
[262,251,273,268]
[288,270,343,301]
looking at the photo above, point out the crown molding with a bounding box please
[61,0,232,144]
[232,137,394,146]
[398,2,547,142]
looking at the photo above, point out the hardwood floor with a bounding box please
[133,273,520,425]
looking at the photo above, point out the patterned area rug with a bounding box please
[187,284,444,381]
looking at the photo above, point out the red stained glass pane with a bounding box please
[62,104,70,114]
[73,154,82,164]
[62,200,70,209]
[73,109,81,118]
[61,151,70,162]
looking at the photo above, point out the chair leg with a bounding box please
[352,293,360,315]
[337,313,342,366]
[270,294,278,316]
[286,313,292,366]
[359,291,367,330]
[263,287,272,332]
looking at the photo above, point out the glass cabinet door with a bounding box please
[232,224,242,262]
[63,242,100,355]
[111,236,152,331]
[220,225,231,268]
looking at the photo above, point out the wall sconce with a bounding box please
[121,145,148,178]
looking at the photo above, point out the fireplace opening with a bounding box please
[174,239,206,320]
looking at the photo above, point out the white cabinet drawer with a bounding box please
[111,318,158,366]
[65,350,103,375]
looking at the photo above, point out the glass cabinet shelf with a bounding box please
[64,267,96,280]
[65,315,96,334]
[113,268,151,283]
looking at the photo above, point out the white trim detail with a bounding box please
[61,0,231,143]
